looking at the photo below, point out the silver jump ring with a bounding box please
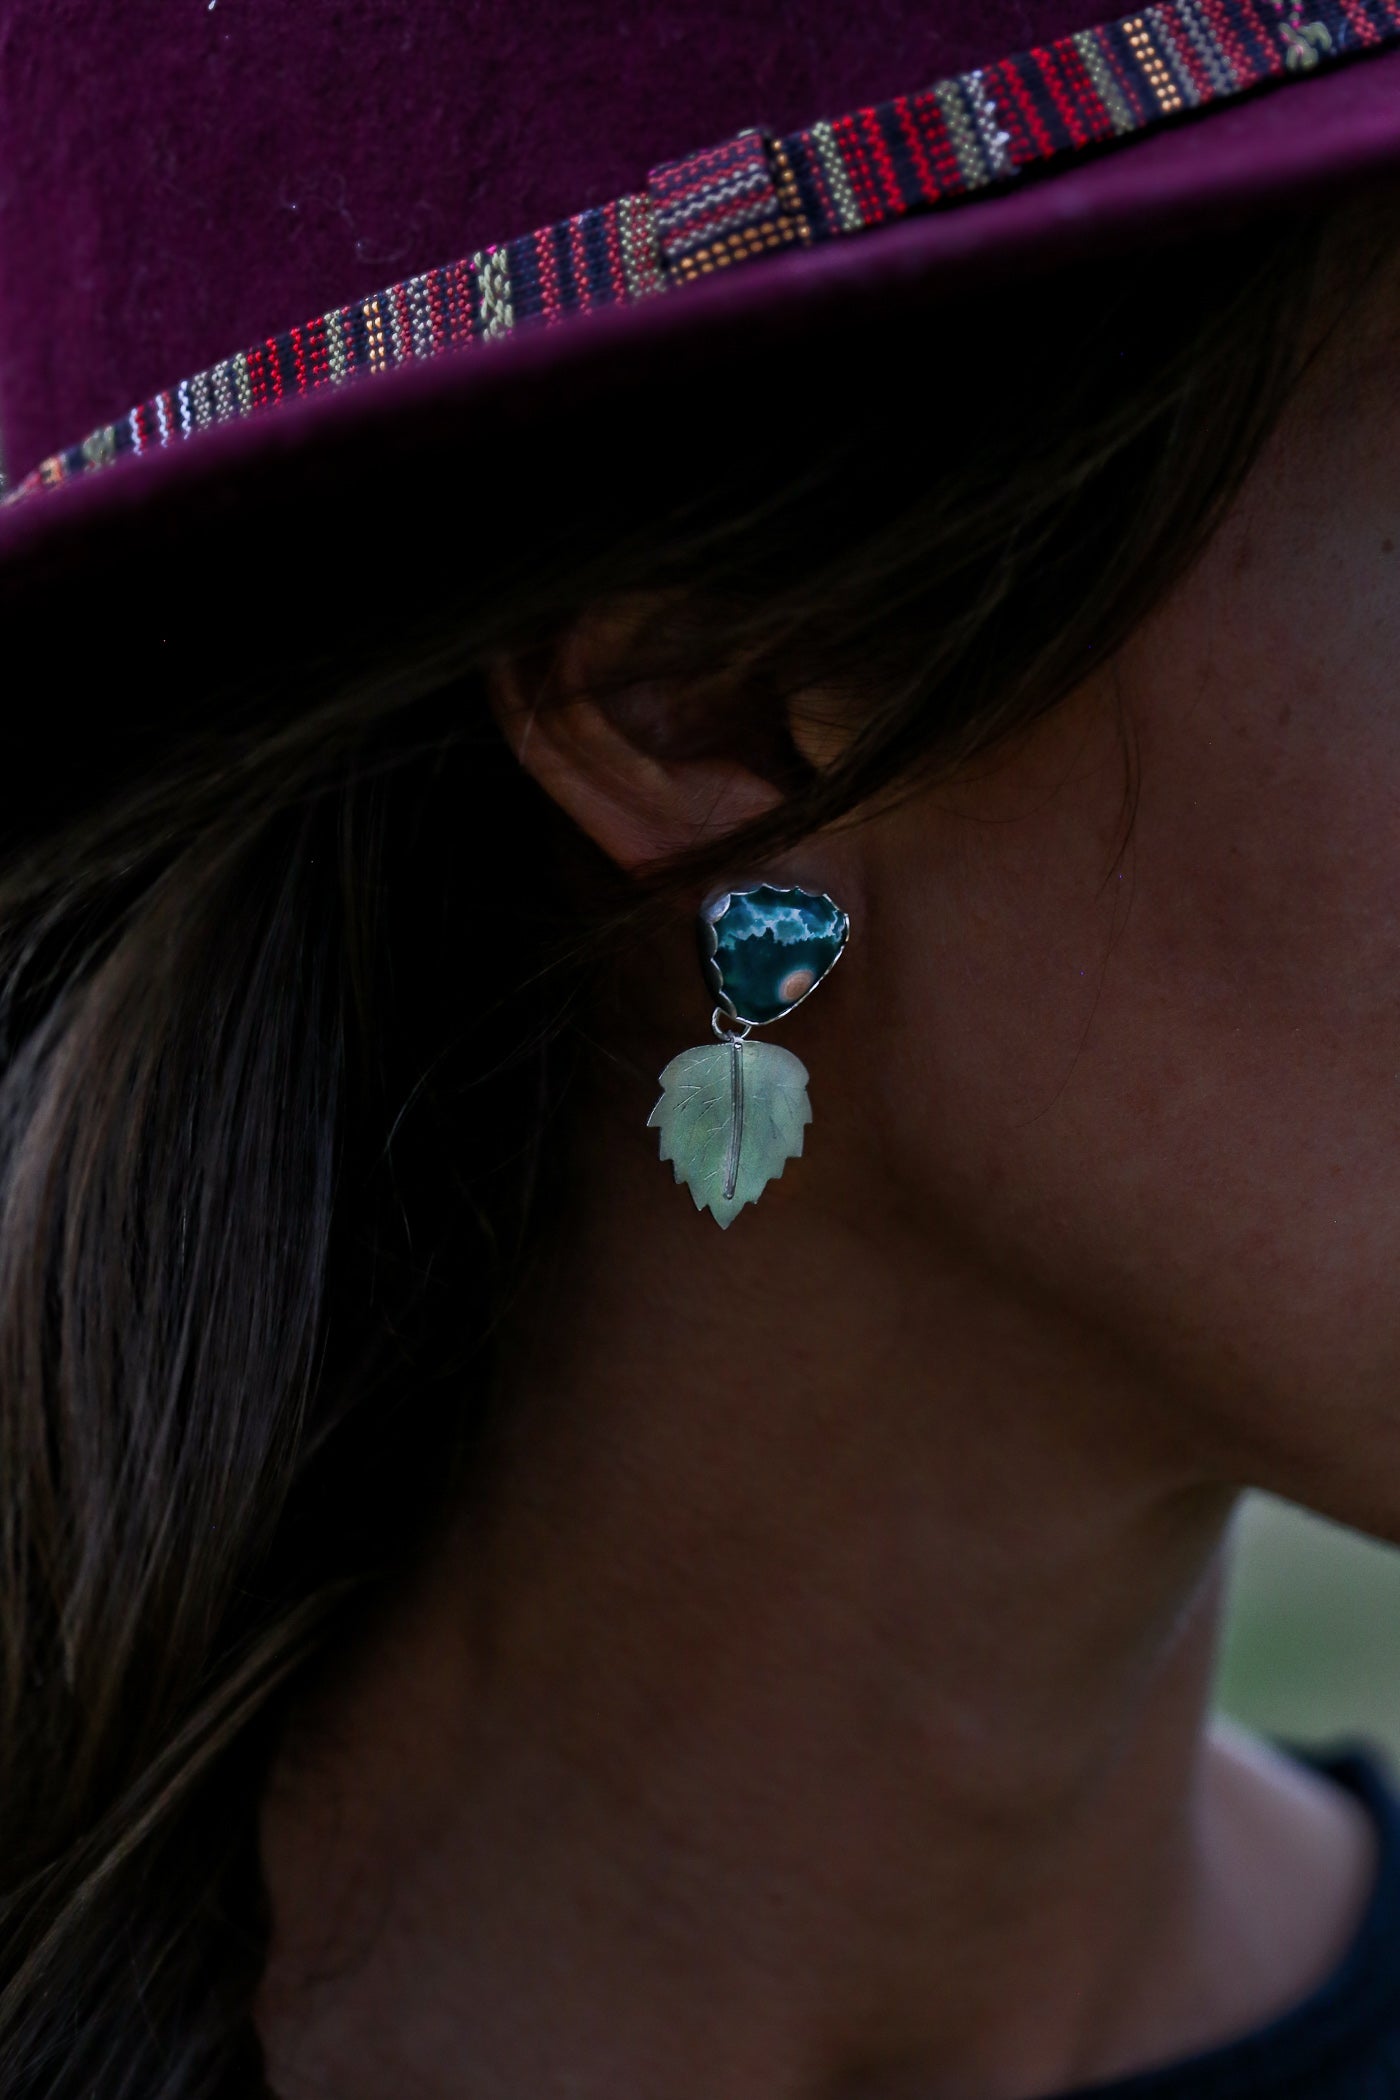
[710,1006,753,1042]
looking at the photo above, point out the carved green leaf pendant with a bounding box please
[647,1038,812,1228]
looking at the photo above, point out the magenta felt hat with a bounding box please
[2,0,1399,780]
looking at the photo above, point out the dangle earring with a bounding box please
[648,883,849,1228]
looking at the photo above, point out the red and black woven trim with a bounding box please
[10,0,1398,505]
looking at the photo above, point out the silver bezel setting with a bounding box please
[698,881,850,1026]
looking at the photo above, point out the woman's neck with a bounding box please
[257,1117,1374,2099]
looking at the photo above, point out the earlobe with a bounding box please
[485,627,785,876]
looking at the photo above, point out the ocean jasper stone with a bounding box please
[701,884,849,1026]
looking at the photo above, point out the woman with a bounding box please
[3,1,1400,2094]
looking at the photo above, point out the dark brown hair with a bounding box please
[0,186,1389,2097]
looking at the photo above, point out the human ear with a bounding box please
[486,599,789,875]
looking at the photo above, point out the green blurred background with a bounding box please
[1216,1493,1400,1763]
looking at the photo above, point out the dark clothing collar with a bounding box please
[1056,1747,1400,2100]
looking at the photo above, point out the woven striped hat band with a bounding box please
[9,0,1396,509]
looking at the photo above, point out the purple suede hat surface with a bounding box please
[2,0,1400,813]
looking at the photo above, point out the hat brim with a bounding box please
[4,43,1399,830]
